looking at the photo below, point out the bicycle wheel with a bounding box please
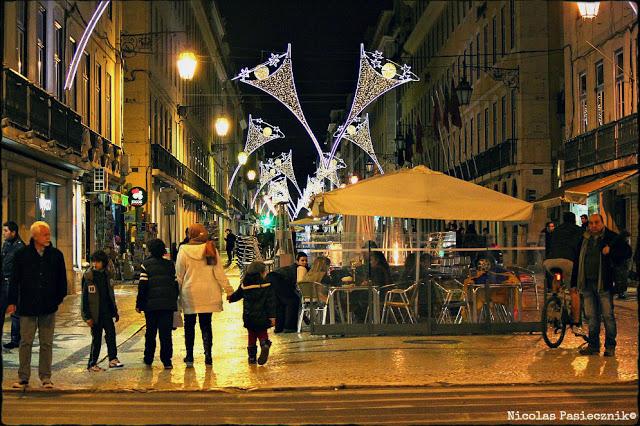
[542,296,566,348]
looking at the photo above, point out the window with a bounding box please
[500,7,506,57]
[69,38,77,110]
[470,117,474,155]
[492,16,497,65]
[37,5,47,88]
[54,22,64,99]
[96,64,102,134]
[492,102,497,146]
[501,96,507,142]
[484,108,489,151]
[476,33,480,79]
[595,60,604,126]
[106,72,112,140]
[579,71,588,132]
[614,49,624,119]
[509,0,516,50]
[483,25,488,69]
[511,89,517,138]
[83,53,90,126]
[16,1,28,75]
[470,41,474,84]
[476,112,482,153]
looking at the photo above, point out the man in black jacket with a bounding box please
[2,221,25,349]
[7,221,67,389]
[224,229,237,267]
[269,252,308,332]
[543,212,584,333]
[575,214,630,357]
[136,239,179,369]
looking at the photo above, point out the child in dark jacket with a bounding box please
[82,251,123,371]
[227,261,276,365]
[136,239,179,369]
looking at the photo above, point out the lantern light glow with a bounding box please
[177,51,198,80]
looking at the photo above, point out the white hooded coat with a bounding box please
[176,243,233,314]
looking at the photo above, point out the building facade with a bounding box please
[556,1,638,242]
[122,0,246,258]
[365,0,566,265]
[2,0,127,290]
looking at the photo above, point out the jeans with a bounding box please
[144,310,173,365]
[183,313,212,358]
[19,313,56,382]
[582,281,617,350]
[88,314,117,368]
[0,282,8,339]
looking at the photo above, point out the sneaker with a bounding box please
[87,365,104,372]
[578,347,599,356]
[3,342,19,350]
[12,380,28,389]
[41,381,54,389]
[109,359,124,368]
[571,325,587,337]
[604,348,616,357]
[183,356,194,368]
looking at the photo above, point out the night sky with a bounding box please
[217,0,392,200]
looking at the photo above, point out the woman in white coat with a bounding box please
[176,223,233,367]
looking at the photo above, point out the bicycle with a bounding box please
[541,268,588,348]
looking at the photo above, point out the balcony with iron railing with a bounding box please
[2,67,124,176]
[564,113,638,172]
[151,144,227,211]
[445,138,518,181]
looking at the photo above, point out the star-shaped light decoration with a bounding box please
[315,153,346,187]
[232,44,324,159]
[335,114,383,174]
[327,44,419,164]
[228,114,285,191]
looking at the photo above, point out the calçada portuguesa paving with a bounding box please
[1,264,638,392]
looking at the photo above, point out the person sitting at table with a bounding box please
[354,241,392,287]
[463,255,519,319]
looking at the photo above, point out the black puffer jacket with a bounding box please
[136,257,179,312]
[548,222,583,262]
[8,240,67,316]
[228,273,276,330]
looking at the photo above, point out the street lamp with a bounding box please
[349,175,359,185]
[215,116,230,137]
[247,169,257,181]
[177,51,197,80]
[577,2,600,19]
[455,76,472,106]
[365,159,374,175]
[237,151,248,165]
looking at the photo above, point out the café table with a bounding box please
[326,285,381,325]
[464,281,522,323]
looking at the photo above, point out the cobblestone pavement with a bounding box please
[1,263,637,392]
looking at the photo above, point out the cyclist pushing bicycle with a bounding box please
[542,212,584,336]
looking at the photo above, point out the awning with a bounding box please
[290,217,323,226]
[311,165,533,221]
[535,169,638,208]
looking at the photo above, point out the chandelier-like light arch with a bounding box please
[232,44,324,159]
[228,115,285,191]
[327,44,419,164]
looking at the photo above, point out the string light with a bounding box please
[233,44,324,159]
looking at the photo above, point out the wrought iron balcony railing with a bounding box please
[151,144,227,211]
[564,113,638,172]
[445,138,518,181]
[2,67,123,175]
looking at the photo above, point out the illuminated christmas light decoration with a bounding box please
[335,114,383,174]
[64,0,111,90]
[316,153,346,187]
[228,114,285,191]
[232,44,324,159]
[328,44,419,164]
[267,177,292,206]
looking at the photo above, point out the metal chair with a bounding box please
[297,281,328,332]
[381,283,419,324]
[433,279,469,324]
